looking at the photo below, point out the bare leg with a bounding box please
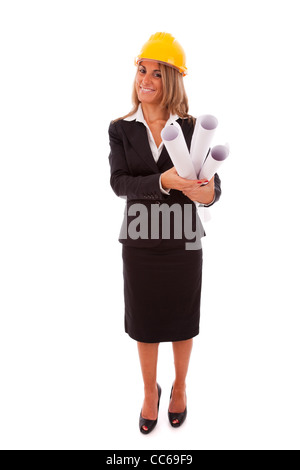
[137,342,160,431]
[169,339,193,423]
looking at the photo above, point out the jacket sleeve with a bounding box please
[108,121,168,201]
[202,172,222,207]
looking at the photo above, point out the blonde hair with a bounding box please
[114,63,195,123]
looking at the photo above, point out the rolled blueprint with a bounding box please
[198,206,212,223]
[190,114,218,178]
[199,144,229,181]
[161,123,197,180]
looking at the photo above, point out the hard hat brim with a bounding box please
[135,57,187,77]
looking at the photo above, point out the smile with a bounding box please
[140,86,155,94]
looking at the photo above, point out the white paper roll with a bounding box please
[199,144,229,181]
[198,206,212,223]
[161,123,197,179]
[190,114,218,178]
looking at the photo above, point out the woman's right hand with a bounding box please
[161,166,203,192]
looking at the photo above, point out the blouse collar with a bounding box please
[124,103,180,125]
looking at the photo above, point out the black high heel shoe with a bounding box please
[139,384,162,434]
[168,385,187,428]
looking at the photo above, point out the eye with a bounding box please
[139,67,146,74]
[154,72,161,78]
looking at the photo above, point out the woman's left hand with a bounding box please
[182,175,215,205]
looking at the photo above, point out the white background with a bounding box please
[1,0,300,450]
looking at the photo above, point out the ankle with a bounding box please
[173,381,186,393]
[144,383,158,396]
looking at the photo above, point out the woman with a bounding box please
[108,32,221,434]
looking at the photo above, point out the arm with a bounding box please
[108,121,168,201]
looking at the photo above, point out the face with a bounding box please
[135,60,163,105]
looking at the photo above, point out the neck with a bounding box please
[141,103,169,124]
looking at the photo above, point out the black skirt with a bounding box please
[122,240,203,343]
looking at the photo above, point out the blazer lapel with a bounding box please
[121,120,160,174]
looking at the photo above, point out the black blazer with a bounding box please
[108,117,221,248]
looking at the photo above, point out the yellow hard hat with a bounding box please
[135,32,188,76]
